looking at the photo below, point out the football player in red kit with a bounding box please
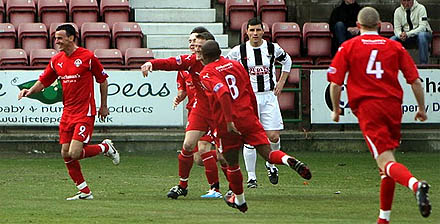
[199,40,312,213]
[328,7,431,223]
[18,24,120,200]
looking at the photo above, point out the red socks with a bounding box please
[227,165,243,195]
[80,144,108,159]
[178,149,194,189]
[63,157,90,193]
[385,161,418,193]
[268,150,287,165]
[378,169,395,223]
[201,151,219,186]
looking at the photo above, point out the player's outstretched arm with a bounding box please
[17,81,44,100]
[330,82,342,122]
[98,79,109,121]
[411,78,427,121]
[141,61,153,78]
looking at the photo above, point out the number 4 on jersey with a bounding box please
[366,50,384,79]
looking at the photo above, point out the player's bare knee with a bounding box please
[267,134,280,143]
[182,141,195,152]
[198,141,212,153]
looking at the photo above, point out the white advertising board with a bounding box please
[311,69,440,124]
[0,70,184,126]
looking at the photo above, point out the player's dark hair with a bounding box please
[196,32,215,41]
[56,24,76,40]
[247,17,263,29]
[191,26,209,34]
[202,40,221,63]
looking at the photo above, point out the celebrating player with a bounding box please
[18,24,120,200]
[199,40,312,213]
[327,7,431,223]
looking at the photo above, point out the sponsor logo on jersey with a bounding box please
[74,59,82,67]
[213,83,224,93]
[249,65,269,76]
[215,62,233,72]
[327,66,337,74]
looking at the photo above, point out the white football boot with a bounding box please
[103,139,120,165]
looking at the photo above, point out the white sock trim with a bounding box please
[379,209,391,221]
[281,155,290,166]
[77,181,88,191]
[385,162,395,177]
[270,138,280,150]
[408,177,418,191]
[234,193,246,205]
[179,178,188,182]
[98,144,106,153]
[247,172,256,181]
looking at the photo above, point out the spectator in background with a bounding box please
[391,0,432,64]
[329,0,362,50]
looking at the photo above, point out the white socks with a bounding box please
[243,144,257,181]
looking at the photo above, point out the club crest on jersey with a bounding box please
[327,66,337,74]
[74,59,82,67]
[213,83,223,93]
[175,55,182,65]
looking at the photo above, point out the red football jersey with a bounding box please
[327,32,419,110]
[176,70,196,111]
[200,57,258,127]
[150,54,210,118]
[39,47,108,122]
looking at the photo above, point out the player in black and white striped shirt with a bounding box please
[227,17,310,188]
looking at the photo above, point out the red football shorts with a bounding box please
[217,116,269,153]
[59,116,95,144]
[354,98,402,159]
[186,112,215,133]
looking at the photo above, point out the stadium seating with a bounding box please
[100,0,130,30]
[241,21,271,43]
[18,23,48,56]
[30,48,57,67]
[49,22,80,49]
[275,68,300,87]
[272,22,301,57]
[379,22,394,38]
[38,0,68,29]
[256,0,287,28]
[302,22,332,58]
[0,0,4,23]
[0,23,16,49]
[431,31,440,57]
[225,0,255,31]
[0,48,28,67]
[112,22,143,56]
[6,0,37,30]
[125,48,154,66]
[81,22,111,52]
[94,48,123,66]
[69,0,99,30]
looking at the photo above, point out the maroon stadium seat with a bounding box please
[81,22,111,52]
[302,22,332,58]
[0,48,28,67]
[30,48,56,67]
[0,23,16,49]
[257,0,286,29]
[125,48,154,66]
[272,22,301,57]
[94,48,123,66]
[380,22,394,38]
[0,0,4,23]
[278,91,295,111]
[432,31,440,57]
[112,22,143,56]
[69,0,99,30]
[241,21,271,43]
[100,0,130,30]
[49,22,79,49]
[275,68,300,88]
[225,0,255,31]
[18,23,48,56]
[6,0,36,30]
[38,0,67,29]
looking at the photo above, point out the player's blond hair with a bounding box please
[357,7,380,29]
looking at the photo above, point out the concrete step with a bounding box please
[152,49,231,59]
[146,34,229,49]
[130,0,210,9]
[139,23,224,35]
[135,9,216,23]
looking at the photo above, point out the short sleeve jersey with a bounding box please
[327,32,419,110]
[226,40,292,93]
[39,47,108,122]
[150,54,210,118]
[176,70,196,111]
[200,57,257,125]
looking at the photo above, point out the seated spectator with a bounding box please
[391,0,432,64]
[329,0,362,50]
